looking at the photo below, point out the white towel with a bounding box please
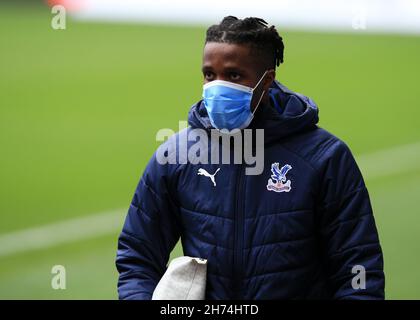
[152,256,207,300]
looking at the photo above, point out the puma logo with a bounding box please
[197,168,220,187]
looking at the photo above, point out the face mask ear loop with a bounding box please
[251,69,271,116]
[252,89,265,117]
[254,70,269,90]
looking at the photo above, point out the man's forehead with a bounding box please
[202,42,255,66]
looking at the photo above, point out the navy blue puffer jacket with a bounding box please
[116,80,385,299]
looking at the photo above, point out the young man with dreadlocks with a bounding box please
[116,16,385,299]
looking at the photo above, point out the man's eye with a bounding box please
[204,72,214,80]
[229,73,240,81]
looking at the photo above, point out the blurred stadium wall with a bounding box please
[50,0,420,34]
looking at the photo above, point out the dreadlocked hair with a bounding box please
[205,16,284,68]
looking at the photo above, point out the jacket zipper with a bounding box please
[233,163,245,299]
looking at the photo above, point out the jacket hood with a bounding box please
[188,80,319,143]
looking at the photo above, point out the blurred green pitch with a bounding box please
[0,4,419,299]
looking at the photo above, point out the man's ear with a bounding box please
[259,69,276,107]
[251,69,275,111]
[263,69,276,92]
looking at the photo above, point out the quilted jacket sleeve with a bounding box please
[316,140,385,299]
[116,153,181,300]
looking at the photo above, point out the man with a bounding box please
[116,16,385,299]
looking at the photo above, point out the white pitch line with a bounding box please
[0,141,419,258]
[0,209,125,258]
[356,141,420,181]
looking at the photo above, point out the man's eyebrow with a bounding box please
[201,65,247,73]
[201,65,213,72]
[223,66,247,73]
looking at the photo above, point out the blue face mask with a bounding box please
[202,70,268,130]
